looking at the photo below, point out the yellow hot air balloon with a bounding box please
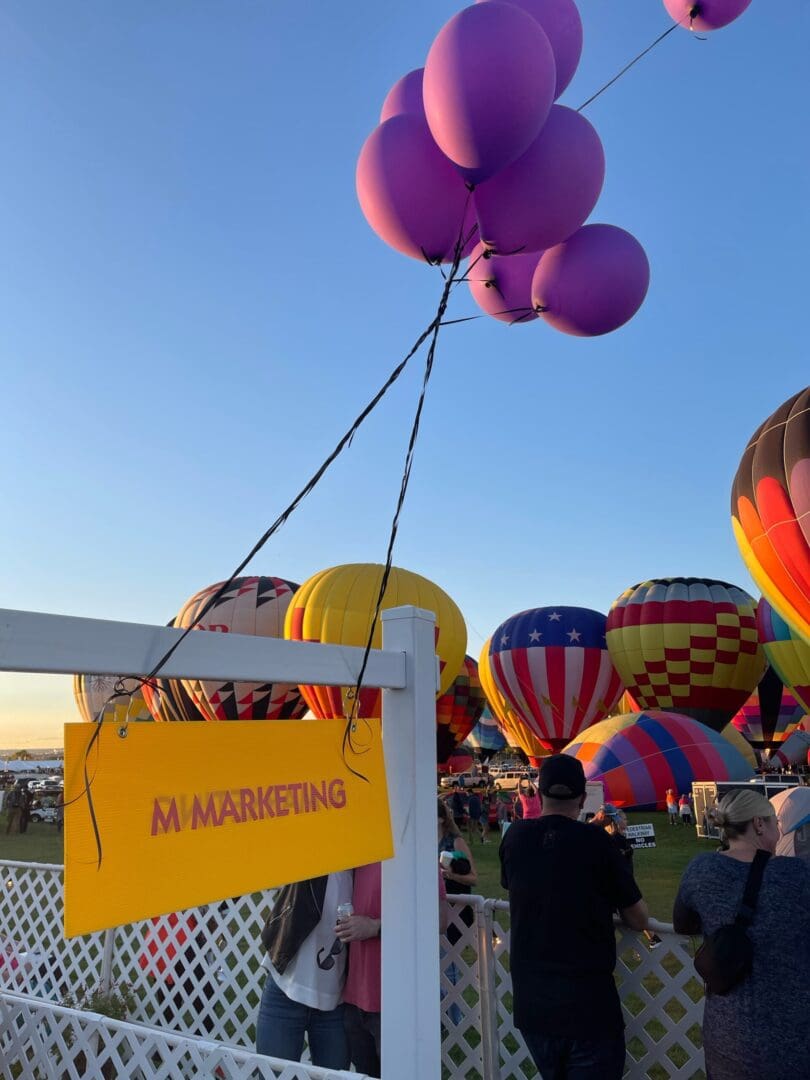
[478,639,548,764]
[285,564,466,719]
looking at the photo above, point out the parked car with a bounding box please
[492,770,531,791]
[28,807,58,824]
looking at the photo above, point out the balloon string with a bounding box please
[71,214,475,854]
[577,18,688,114]
[344,198,473,773]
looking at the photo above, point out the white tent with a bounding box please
[771,787,810,859]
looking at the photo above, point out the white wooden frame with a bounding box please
[0,603,443,1080]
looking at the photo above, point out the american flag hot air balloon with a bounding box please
[489,606,623,753]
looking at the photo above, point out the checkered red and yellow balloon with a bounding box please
[606,577,765,733]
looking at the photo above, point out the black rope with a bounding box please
[342,204,472,774]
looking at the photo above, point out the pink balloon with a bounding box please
[477,0,583,98]
[531,224,650,336]
[663,0,752,31]
[473,105,604,256]
[356,115,473,264]
[380,69,425,123]
[467,243,541,323]
[423,2,557,185]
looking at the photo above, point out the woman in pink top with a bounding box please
[335,861,448,1076]
[518,780,542,820]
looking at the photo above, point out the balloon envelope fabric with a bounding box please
[731,386,810,644]
[285,564,466,720]
[730,667,804,754]
[174,576,307,721]
[465,706,508,758]
[720,722,758,769]
[73,673,153,725]
[756,597,810,715]
[490,606,623,753]
[478,637,547,762]
[435,655,486,764]
[563,710,755,811]
[606,577,765,733]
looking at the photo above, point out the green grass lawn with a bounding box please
[0,816,63,864]
[460,810,711,921]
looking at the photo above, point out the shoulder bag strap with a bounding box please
[736,849,771,926]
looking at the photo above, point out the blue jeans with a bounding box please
[520,1029,626,1080]
[255,971,349,1069]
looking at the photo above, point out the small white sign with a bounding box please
[625,823,656,849]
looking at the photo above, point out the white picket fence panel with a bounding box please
[0,860,706,1079]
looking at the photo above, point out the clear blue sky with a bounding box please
[1,1,807,746]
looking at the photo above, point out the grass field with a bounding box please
[0,818,63,865]
[451,810,709,920]
[0,809,709,920]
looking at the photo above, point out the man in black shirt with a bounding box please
[500,755,648,1080]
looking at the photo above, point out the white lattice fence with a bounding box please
[0,862,707,1079]
[0,990,370,1080]
[440,896,485,1080]
[0,861,106,1002]
[489,900,706,1080]
[109,891,273,1045]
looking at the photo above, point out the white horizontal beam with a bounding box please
[0,608,407,688]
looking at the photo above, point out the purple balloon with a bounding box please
[380,69,425,123]
[663,0,752,31]
[477,0,583,98]
[356,115,473,264]
[531,224,650,336]
[423,2,557,185]
[473,105,604,256]
[467,243,541,323]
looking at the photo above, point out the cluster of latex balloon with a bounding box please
[357,0,754,337]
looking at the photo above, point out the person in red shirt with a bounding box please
[335,861,448,1075]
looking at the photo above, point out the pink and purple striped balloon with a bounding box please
[564,710,755,811]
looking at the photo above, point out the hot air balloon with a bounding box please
[478,638,549,764]
[436,655,486,764]
[756,597,810,715]
[731,668,804,757]
[465,706,508,760]
[284,564,466,719]
[73,674,153,725]
[731,386,810,644]
[606,578,765,733]
[174,576,307,721]
[489,606,623,753]
[563,711,755,811]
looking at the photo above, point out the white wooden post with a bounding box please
[380,606,442,1080]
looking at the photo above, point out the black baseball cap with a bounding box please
[539,755,586,799]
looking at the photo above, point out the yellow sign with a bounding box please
[64,719,392,937]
